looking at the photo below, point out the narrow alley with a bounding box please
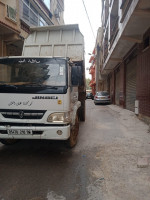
[0,100,149,200]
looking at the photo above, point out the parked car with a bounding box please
[86,92,94,100]
[94,91,111,105]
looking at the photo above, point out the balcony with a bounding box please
[104,42,108,62]
[57,0,64,12]
[109,0,119,47]
[120,0,133,23]
[103,30,108,62]
[110,16,119,48]
[109,0,113,7]
[89,80,96,87]
[103,0,109,27]
[89,67,95,74]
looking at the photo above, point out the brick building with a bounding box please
[0,0,64,57]
[99,0,150,123]
[90,27,106,93]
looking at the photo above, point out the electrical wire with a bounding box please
[81,0,95,39]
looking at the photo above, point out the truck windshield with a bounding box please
[0,58,67,88]
[0,58,67,94]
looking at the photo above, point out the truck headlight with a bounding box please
[47,112,70,123]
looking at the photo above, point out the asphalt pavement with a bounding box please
[0,100,149,200]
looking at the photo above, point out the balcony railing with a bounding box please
[109,0,113,7]
[109,16,119,48]
[104,0,109,27]
[89,80,96,87]
[104,42,108,62]
[57,0,64,11]
[120,0,133,23]
[104,10,109,27]
[89,67,95,74]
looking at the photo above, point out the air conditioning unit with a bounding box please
[7,5,17,22]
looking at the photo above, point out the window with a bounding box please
[23,2,29,21]
[22,0,48,27]
[30,9,38,26]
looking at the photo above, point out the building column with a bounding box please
[110,71,115,104]
[119,62,125,108]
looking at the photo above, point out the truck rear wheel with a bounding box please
[66,115,79,148]
[0,139,18,145]
[79,100,85,121]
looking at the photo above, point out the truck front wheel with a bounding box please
[79,100,85,121]
[0,139,18,145]
[66,115,79,148]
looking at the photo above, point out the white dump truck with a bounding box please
[0,24,85,147]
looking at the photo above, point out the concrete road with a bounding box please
[0,100,150,200]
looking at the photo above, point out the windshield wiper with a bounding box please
[22,83,45,87]
[46,86,58,89]
[0,84,18,89]
[21,83,58,89]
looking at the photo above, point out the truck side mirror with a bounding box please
[71,66,83,86]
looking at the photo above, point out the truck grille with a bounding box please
[0,109,46,119]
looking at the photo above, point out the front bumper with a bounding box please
[0,125,70,140]
[94,99,111,104]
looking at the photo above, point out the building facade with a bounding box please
[89,49,96,95]
[99,0,150,123]
[0,0,21,56]
[50,0,64,25]
[0,0,64,57]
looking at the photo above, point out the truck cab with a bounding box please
[0,25,85,147]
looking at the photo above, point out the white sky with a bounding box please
[64,0,102,79]
[43,0,50,9]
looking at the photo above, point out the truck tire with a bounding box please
[79,100,85,121]
[0,139,18,145]
[66,115,79,148]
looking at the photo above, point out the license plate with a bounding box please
[101,97,106,99]
[7,130,32,135]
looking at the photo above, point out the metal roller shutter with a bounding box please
[126,57,137,112]
[115,70,120,105]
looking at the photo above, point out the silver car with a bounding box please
[94,91,111,105]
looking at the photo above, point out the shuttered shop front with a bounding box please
[126,57,137,112]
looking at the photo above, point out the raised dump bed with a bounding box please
[22,24,84,62]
